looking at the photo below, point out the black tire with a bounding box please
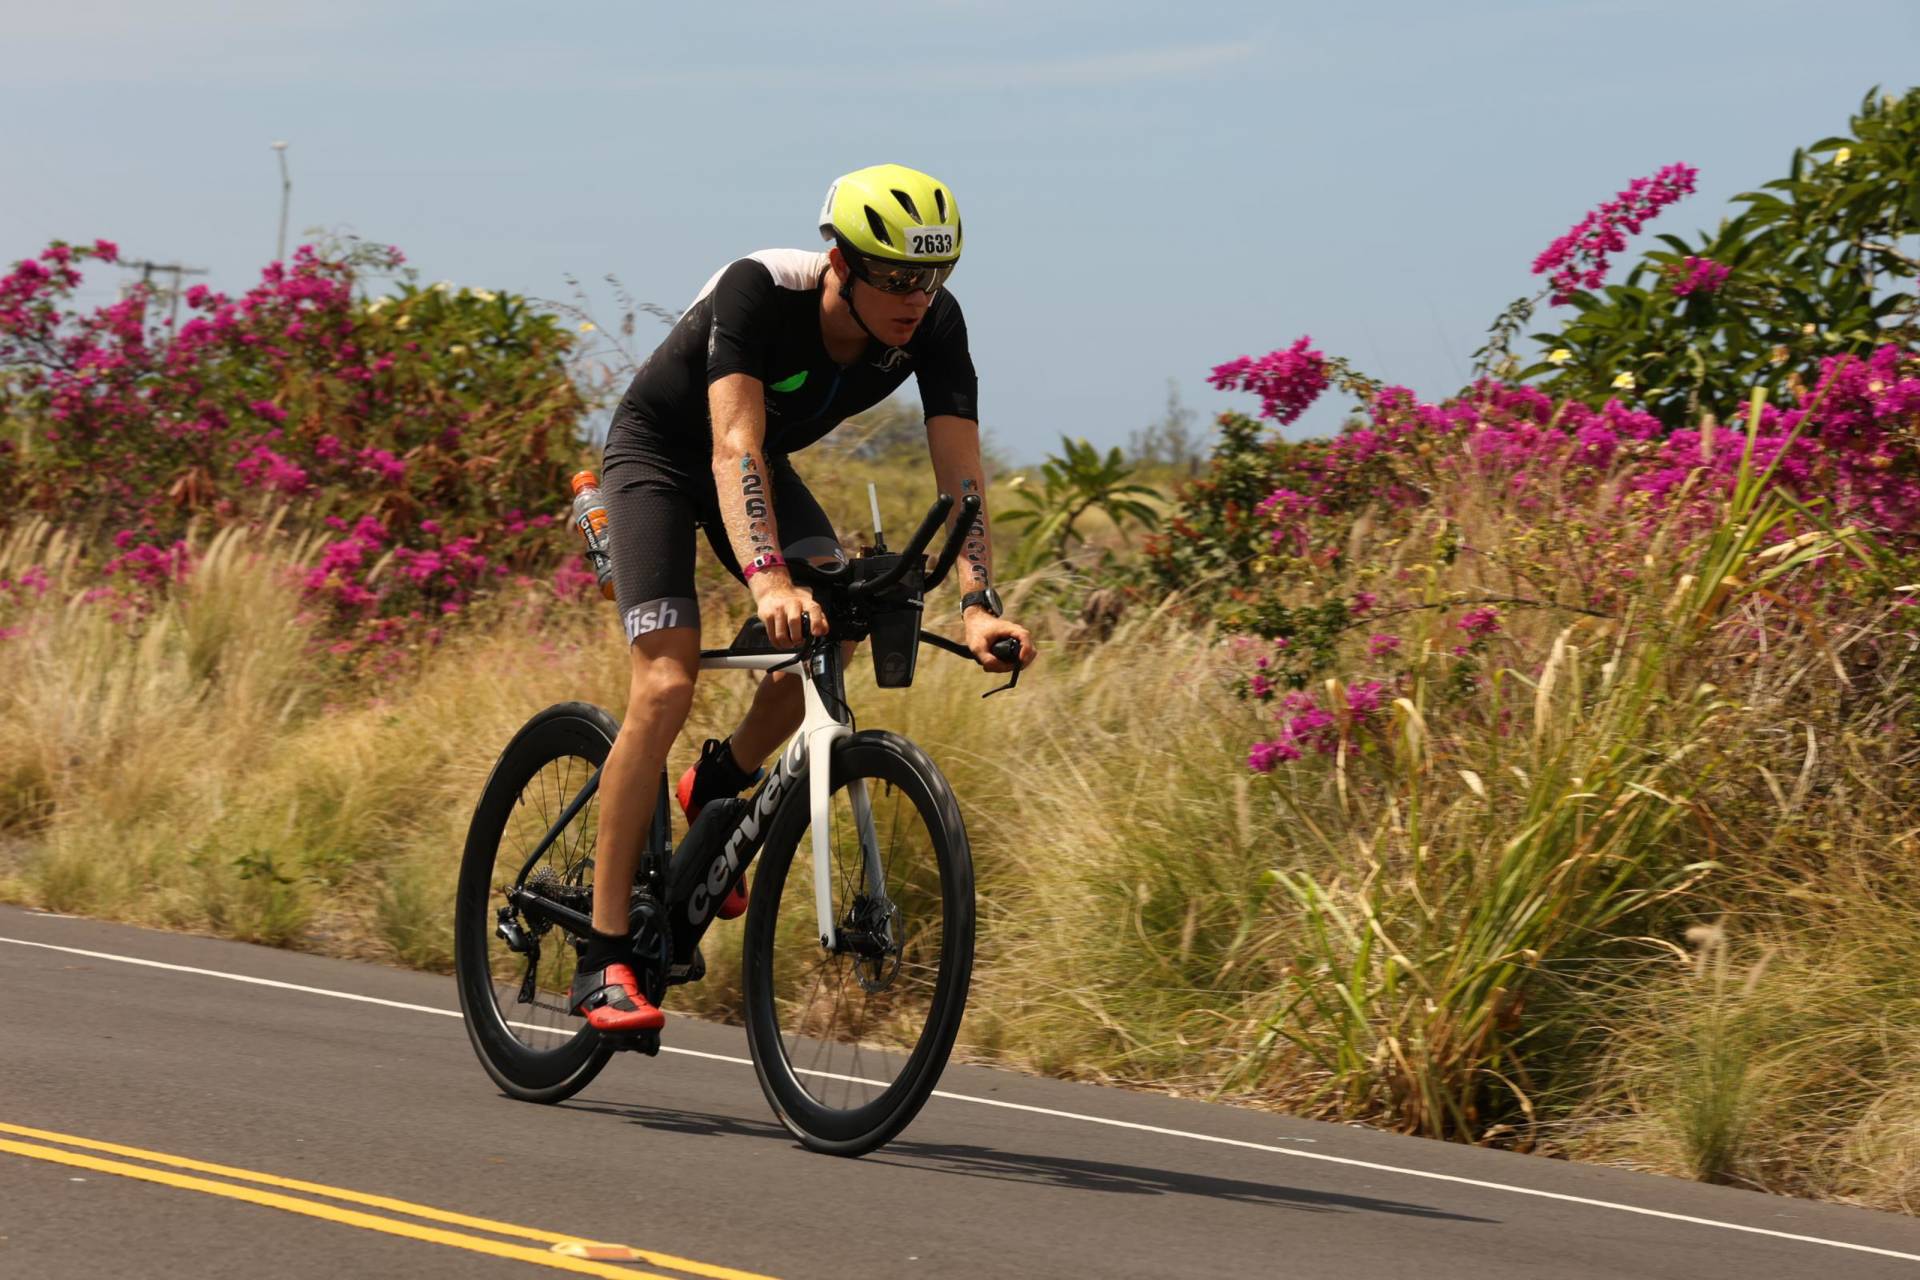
[741,729,974,1156]
[454,701,619,1103]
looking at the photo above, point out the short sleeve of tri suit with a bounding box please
[910,293,979,424]
[703,258,778,385]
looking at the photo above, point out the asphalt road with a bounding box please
[3,904,1917,1279]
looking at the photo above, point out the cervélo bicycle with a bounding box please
[452,492,1019,1156]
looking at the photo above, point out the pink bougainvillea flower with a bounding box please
[1208,337,1330,426]
[355,447,407,483]
[551,561,601,601]
[1459,606,1502,640]
[1248,739,1302,773]
[1232,344,1920,778]
[235,445,310,495]
[1669,256,1731,298]
[1283,706,1339,755]
[1532,164,1698,304]
[1346,680,1387,717]
[104,539,193,588]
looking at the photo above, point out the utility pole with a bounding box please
[272,140,291,262]
[121,259,210,336]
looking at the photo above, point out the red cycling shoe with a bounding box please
[569,962,665,1033]
[677,737,759,920]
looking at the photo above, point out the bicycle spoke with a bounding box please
[883,781,904,890]
[761,758,950,1116]
[482,751,602,1048]
[454,708,628,1104]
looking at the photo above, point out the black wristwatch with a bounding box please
[961,586,1003,618]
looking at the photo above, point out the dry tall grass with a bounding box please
[2,458,1916,1211]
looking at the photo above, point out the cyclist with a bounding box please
[570,164,1036,1033]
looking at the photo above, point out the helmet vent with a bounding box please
[934,188,948,220]
[863,206,894,247]
[890,189,921,221]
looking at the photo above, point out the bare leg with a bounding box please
[591,627,699,936]
[729,641,859,770]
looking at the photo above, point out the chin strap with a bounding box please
[837,276,902,364]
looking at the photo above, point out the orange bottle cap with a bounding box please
[570,470,598,495]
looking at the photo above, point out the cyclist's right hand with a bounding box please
[750,574,828,648]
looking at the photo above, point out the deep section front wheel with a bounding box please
[454,701,618,1102]
[742,729,975,1155]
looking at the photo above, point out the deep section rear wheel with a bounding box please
[454,701,618,1102]
[742,730,974,1155]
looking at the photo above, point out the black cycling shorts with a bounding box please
[600,430,841,644]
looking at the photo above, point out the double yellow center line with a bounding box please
[0,1121,777,1279]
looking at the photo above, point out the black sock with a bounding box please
[579,929,629,975]
[691,737,757,809]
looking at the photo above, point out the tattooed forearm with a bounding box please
[958,476,991,588]
[927,421,996,600]
[738,454,777,559]
[713,443,785,578]
[708,373,785,581]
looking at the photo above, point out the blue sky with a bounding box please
[5,0,1917,462]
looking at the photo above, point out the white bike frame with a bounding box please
[696,645,881,952]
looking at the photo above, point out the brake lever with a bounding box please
[915,630,1025,697]
[983,636,1023,698]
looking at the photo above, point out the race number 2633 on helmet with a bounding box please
[818,163,963,296]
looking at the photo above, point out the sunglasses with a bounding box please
[851,255,955,296]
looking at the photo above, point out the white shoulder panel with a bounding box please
[688,249,829,307]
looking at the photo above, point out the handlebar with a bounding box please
[847,494,951,600]
[844,492,983,601]
[915,629,1025,696]
[923,493,980,593]
[782,489,1028,695]
[789,493,980,601]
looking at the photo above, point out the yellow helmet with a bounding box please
[818,163,962,266]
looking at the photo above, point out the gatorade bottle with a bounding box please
[569,470,615,601]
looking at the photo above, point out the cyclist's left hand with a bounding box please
[964,611,1035,673]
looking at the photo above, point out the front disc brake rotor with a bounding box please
[847,895,903,993]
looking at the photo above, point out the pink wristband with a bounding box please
[743,553,787,582]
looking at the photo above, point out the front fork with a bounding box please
[798,641,887,952]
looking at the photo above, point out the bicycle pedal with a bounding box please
[665,945,706,987]
[607,1028,662,1057]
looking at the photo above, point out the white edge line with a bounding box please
[5,932,1919,1266]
